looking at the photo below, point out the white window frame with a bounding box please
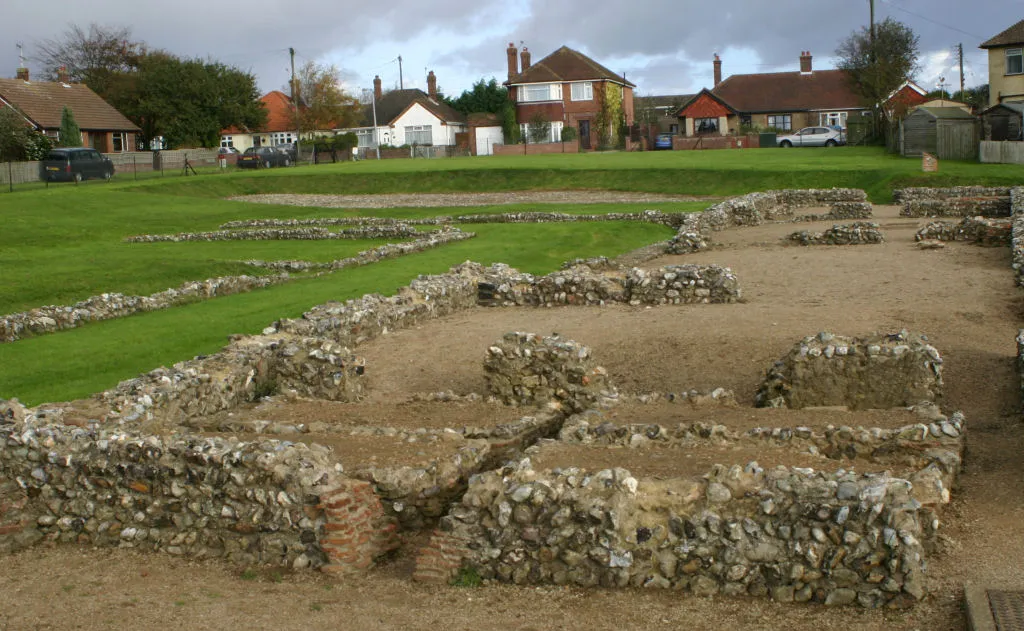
[355,129,374,148]
[111,132,127,152]
[766,115,792,131]
[520,121,563,143]
[570,82,593,101]
[518,83,562,103]
[220,136,234,148]
[1008,48,1024,75]
[818,111,848,129]
[405,125,432,145]
[271,132,294,146]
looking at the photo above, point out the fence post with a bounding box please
[7,161,11,193]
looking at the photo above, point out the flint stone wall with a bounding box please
[756,331,943,410]
[1017,330,1024,403]
[416,460,933,607]
[895,187,1012,218]
[1008,188,1024,286]
[125,225,424,243]
[222,209,689,229]
[478,263,741,307]
[914,217,1012,246]
[0,414,397,571]
[484,333,616,413]
[788,223,884,246]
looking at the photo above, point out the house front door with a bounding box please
[579,120,591,150]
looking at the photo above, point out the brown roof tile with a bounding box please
[222,90,297,135]
[981,19,1024,48]
[355,89,465,127]
[0,78,139,131]
[508,46,636,87]
[712,69,864,113]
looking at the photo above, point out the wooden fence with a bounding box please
[980,140,1024,164]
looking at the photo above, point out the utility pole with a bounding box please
[869,0,875,46]
[290,47,300,162]
[958,43,965,99]
[398,55,403,89]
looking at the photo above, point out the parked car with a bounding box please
[217,146,240,155]
[776,126,846,147]
[237,146,291,168]
[654,133,674,150]
[40,148,115,182]
[274,142,297,161]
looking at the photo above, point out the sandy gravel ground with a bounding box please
[2,204,1021,630]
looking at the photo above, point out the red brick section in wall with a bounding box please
[492,140,580,155]
[679,93,732,119]
[318,479,399,574]
[413,529,473,583]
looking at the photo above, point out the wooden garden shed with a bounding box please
[981,103,1024,141]
[900,106,980,160]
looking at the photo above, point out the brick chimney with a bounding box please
[57,65,70,83]
[507,42,518,80]
[520,47,531,73]
[427,70,437,99]
[374,75,382,101]
[713,54,722,87]
[16,66,29,81]
[800,51,813,74]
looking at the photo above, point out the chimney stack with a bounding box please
[507,42,518,81]
[57,65,69,83]
[520,47,531,73]
[427,70,437,99]
[800,51,813,74]
[373,75,382,101]
[713,54,722,87]
[16,66,29,81]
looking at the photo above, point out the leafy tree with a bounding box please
[444,78,508,114]
[59,107,82,146]
[36,24,143,99]
[527,112,551,144]
[0,107,30,160]
[291,61,361,133]
[501,101,520,144]
[836,18,920,124]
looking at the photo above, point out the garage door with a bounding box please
[475,127,504,156]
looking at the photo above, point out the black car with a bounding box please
[237,146,291,169]
[41,148,115,182]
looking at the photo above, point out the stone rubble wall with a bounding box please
[1008,188,1024,286]
[0,413,397,571]
[416,460,934,607]
[756,331,943,410]
[1017,330,1024,404]
[222,209,690,229]
[125,225,424,243]
[484,333,616,413]
[914,217,1012,246]
[787,223,884,246]
[478,263,741,307]
[895,187,1012,218]
[0,229,475,344]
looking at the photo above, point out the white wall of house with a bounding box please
[392,103,458,146]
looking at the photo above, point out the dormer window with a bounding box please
[1007,48,1023,75]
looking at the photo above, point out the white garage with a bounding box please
[474,126,505,156]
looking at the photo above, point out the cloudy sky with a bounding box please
[3,0,1018,100]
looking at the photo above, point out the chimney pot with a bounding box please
[507,42,519,81]
[16,66,29,81]
[373,75,382,101]
[520,47,531,72]
[713,54,722,87]
[427,70,437,99]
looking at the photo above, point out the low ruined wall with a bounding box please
[478,263,741,307]
[787,222,884,246]
[223,210,689,229]
[0,413,396,571]
[1008,188,1024,286]
[416,460,935,607]
[895,187,1012,218]
[914,217,1012,246]
[126,225,424,243]
[484,333,616,412]
[755,331,943,410]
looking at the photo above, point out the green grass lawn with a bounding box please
[0,145,1019,405]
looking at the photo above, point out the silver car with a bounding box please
[777,126,845,147]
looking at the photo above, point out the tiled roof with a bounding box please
[0,78,139,131]
[677,90,735,118]
[981,19,1024,48]
[636,94,694,109]
[712,69,864,113]
[222,90,295,135]
[466,112,501,126]
[355,89,466,127]
[508,46,636,87]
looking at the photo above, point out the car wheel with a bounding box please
[825,139,837,147]
[779,140,792,148]
[73,172,83,183]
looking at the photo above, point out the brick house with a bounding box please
[980,18,1024,107]
[676,52,868,136]
[220,90,298,152]
[0,66,140,152]
[503,43,635,150]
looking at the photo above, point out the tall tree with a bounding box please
[836,17,920,123]
[0,107,30,161]
[291,61,360,133]
[59,107,82,146]
[444,78,508,114]
[36,24,143,100]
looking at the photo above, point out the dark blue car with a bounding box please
[654,133,674,150]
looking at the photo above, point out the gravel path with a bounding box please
[230,191,715,209]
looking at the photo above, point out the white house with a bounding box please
[341,72,467,151]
